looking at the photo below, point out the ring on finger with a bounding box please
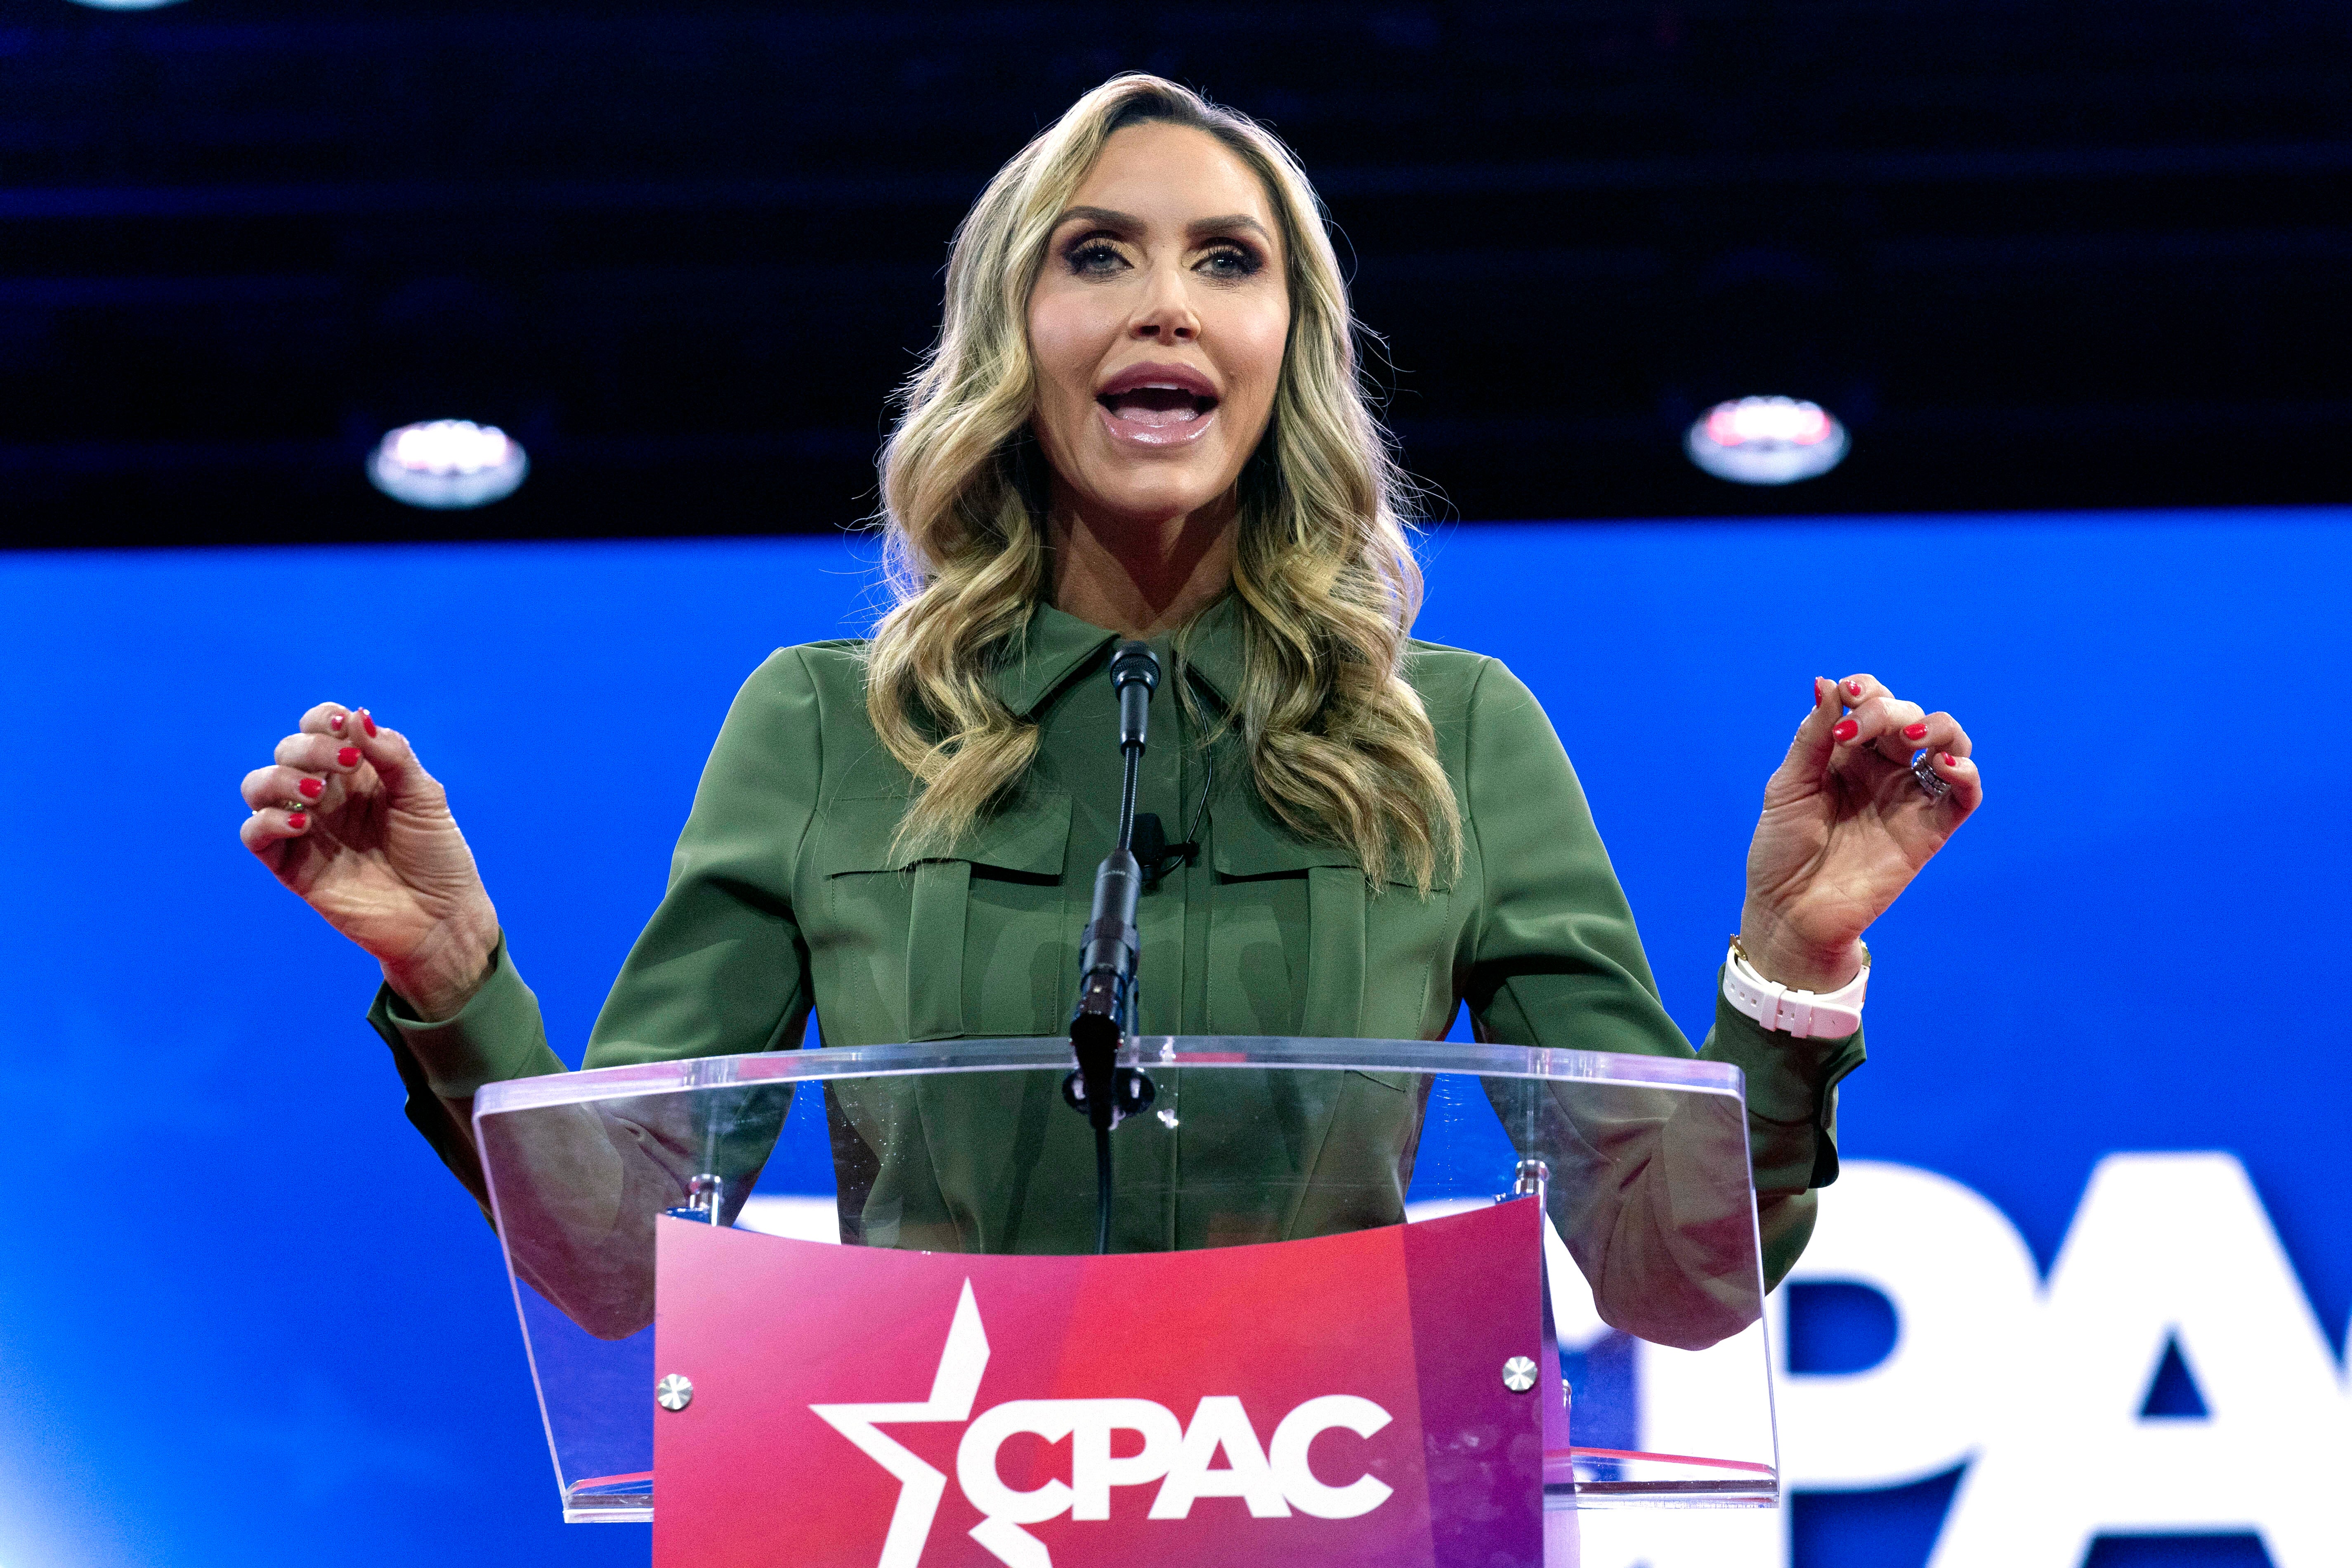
[1910,751,1951,801]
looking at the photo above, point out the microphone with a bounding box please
[1066,642,1160,1249]
[1110,640,1157,759]
[1074,642,1157,1012]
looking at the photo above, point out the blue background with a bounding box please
[0,510,2343,1567]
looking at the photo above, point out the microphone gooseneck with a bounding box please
[1066,640,1162,1253]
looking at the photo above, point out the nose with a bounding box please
[1128,260,1200,343]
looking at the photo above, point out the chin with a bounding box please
[1081,464,1230,525]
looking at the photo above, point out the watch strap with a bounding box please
[1722,937,1868,1039]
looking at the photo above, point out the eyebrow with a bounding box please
[1051,205,1275,245]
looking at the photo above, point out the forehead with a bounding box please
[1067,121,1278,236]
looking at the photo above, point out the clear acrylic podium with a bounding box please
[472,1035,1780,1535]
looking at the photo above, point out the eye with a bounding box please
[1065,236,1128,275]
[1196,241,1263,280]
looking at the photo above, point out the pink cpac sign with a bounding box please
[651,1199,1556,1567]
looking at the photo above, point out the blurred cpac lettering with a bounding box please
[1774,1161,2042,1487]
[1599,1156,2349,1568]
[1934,1153,2351,1568]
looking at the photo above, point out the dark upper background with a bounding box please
[2,0,2346,549]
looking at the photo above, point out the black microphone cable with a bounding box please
[1067,640,1161,1253]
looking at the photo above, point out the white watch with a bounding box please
[1722,937,1869,1039]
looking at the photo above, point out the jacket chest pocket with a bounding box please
[815,794,1073,1044]
[1208,812,1456,1044]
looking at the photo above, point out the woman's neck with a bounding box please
[1046,482,1238,639]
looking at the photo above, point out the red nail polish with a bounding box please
[1903,721,1928,740]
[337,746,361,768]
[361,711,377,737]
[1846,680,1863,697]
[1832,718,1859,742]
[1812,678,1823,705]
[286,812,308,830]
[298,777,323,800]
[328,712,345,732]
[1939,752,1957,767]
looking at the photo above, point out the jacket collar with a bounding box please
[981,594,1437,887]
[988,601,1118,718]
[1172,590,1247,711]
[988,591,1248,717]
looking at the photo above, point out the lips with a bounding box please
[1095,363,1220,447]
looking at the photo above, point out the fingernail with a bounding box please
[328,712,346,732]
[286,812,308,830]
[337,746,361,768]
[1903,721,1928,740]
[1845,680,1863,697]
[1832,718,1859,742]
[1939,752,1957,767]
[298,777,323,800]
[361,711,378,738]
[1812,678,1823,705]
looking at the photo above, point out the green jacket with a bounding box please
[374,594,1861,1287]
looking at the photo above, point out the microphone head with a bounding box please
[1108,640,1161,693]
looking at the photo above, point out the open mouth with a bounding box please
[1097,383,1219,430]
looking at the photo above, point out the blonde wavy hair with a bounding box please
[867,73,1460,892]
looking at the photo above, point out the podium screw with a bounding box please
[1501,1356,1540,1393]
[1512,1158,1550,1198]
[656,1374,694,1412]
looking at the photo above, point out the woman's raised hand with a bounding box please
[1739,675,1983,991]
[239,704,500,1020]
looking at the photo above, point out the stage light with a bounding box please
[66,0,191,9]
[1685,396,1849,485]
[367,420,529,509]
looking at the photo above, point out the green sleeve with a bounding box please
[368,935,566,1214]
[577,646,822,1069]
[367,646,824,1211]
[1457,658,1863,1291]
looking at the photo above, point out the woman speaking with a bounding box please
[238,76,1977,1296]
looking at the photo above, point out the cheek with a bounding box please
[1027,291,1109,425]
[1224,303,1292,418]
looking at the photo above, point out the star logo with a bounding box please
[810,1279,993,1568]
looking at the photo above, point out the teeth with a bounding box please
[1109,397,1200,428]
[1110,384,1198,396]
